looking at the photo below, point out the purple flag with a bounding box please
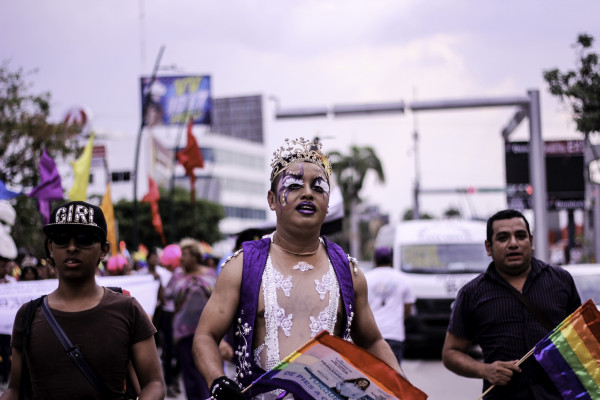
[0,180,20,200]
[28,150,64,224]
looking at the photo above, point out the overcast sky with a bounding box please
[2,0,600,222]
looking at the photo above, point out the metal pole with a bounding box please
[132,45,165,249]
[412,129,420,220]
[594,186,600,262]
[527,89,549,261]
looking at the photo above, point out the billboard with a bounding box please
[140,75,211,126]
[505,140,585,210]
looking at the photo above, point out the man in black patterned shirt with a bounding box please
[442,209,581,399]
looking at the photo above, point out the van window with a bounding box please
[401,244,489,273]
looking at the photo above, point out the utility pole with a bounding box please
[132,45,165,249]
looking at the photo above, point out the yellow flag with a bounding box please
[100,182,118,255]
[68,133,94,201]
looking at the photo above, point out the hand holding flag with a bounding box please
[478,299,600,400]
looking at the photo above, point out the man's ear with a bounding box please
[267,191,277,211]
[485,240,492,256]
[101,242,111,259]
[47,240,54,259]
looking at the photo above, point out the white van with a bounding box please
[374,219,490,354]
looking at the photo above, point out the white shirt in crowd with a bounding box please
[365,266,415,342]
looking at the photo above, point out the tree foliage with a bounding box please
[543,33,600,136]
[112,186,225,249]
[329,145,385,214]
[0,62,80,257]
[402,208,433,221]
[329,145,385,258]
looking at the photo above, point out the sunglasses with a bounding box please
[51,232,101,248]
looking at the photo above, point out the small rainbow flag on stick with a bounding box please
[243,331,427,399]
[478,300,600,400]
[533,299,600,400]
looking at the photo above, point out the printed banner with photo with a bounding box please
[140,75,211,126]
[0,275,159,335]
[245,331,428,400]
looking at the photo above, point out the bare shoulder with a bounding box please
[219,249,243,270]
[215,249,243,290]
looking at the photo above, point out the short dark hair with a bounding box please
[374,247,393,266]
[235,229,263,250]
[486,209,531,243]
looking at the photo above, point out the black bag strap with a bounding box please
[19,297,44,400]
[507,287,555,331]
[40,296,109,397]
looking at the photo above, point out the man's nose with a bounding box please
[66,237,79,250]
[300,184,314,198]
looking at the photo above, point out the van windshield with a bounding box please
[401,244,489,273]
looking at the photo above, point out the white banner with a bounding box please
[0,274,160,335]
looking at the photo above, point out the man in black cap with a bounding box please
[1,201,165,400]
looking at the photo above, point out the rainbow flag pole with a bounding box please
[478,299,600,400]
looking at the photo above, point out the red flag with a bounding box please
[176,118,204,202]
[142,177,166,245]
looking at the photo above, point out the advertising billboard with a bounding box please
[140,75,211,126]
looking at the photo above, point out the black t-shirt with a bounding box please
[448,258,581,399]
[12,288,156,399]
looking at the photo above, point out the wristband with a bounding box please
[210,376,243,400]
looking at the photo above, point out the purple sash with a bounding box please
[234,236,355,388]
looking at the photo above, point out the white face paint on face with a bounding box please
[272,162,330,229]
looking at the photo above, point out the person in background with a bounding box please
[0,255,16,389]
[161,243,184,398]
[0,256,16,284]
[146,247,172,349]
[365,247,415,365]
[174,238,216,400]
[1,200,165,399]
[442,209,581,399]
[35,258,55,280]
[19,265,38,281]
[216,228,263,276]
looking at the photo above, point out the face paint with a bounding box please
[277,164,305,208]
[312,175,330,198]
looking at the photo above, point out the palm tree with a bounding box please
[329,145,385,258]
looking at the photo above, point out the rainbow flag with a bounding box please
[533,299,600,400]
[244,331,427,400]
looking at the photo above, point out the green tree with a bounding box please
[0,62,79,258]
[443,207,462,218]
[544,33,600,262]
[544,33,600,139]
[402,208,433,221]
[113,186,224,249]
[330,145,385,258]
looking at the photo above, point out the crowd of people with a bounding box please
[0,137,586,400]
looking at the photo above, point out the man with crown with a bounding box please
[193,138,405,399]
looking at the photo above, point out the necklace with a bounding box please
[271,240,320,256]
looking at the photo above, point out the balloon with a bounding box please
[161,244,181,269]
[107,253,128,273]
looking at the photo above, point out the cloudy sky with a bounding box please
[2,0,599,221]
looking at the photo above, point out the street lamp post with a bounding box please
[132,45,165,249]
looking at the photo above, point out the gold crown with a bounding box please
[270,137,331,182]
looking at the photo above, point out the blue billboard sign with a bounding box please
[140,75,211,126]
